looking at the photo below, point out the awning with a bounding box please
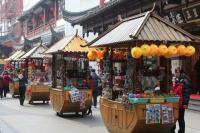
[45,34,94,54]
[89,11,199,47]
[0,59,6,65]
[5,50,25,61]
[21,44,48,59]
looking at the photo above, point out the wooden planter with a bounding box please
[9,81,19,97]
[50,88,92,116]
[100,98,179,133]
[26,85,50,103]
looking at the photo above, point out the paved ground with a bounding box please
[0,95,200,133]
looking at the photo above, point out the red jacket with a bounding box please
[172,83,187,109]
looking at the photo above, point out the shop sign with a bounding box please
[182,3,200,23]
[163,10,186,25]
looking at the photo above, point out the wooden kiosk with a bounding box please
[21,44,50,103]
[45,34,93,116]
[88,11,199,133]
[5,50,25,97]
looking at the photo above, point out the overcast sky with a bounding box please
[23,0,100,11]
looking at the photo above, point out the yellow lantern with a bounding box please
[185,45,195,56]
[131,47,142,59]
[87,51,94,60]
[141,44,151,56]
[168,45,177,56]
[158,44,168,56]
[150,44,158,56]
[177,45,186,56]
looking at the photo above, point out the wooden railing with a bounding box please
[27,20,56,38]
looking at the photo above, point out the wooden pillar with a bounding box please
[110,47,114,100]
[54,0,57,21]
[32,14,35,35]
[52,54,56,88]
[43,7,46,29]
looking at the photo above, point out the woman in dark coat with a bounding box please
[171,70,191,133]
[18,74,28,106]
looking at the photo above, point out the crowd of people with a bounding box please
[0,71,27,106]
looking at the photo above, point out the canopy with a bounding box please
[5,50,25,61]
[45,34,95,54]
[89,11,199,47]
[21,44,48,59]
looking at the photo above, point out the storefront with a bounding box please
[87,11,199,133]
[45,33,94,116]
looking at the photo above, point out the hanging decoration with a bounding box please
[150,44,158,56]
[131,47,142,59]
[177,45,186,56]
[185,45,195,56]
[141,44,151,56]
[158,44,168,56]
[167,46,177,57]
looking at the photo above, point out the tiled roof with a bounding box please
[21,44,47,59]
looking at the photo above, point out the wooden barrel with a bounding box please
[9,81,19,97]
[26,85,50,103]
[100,98,179,133]
[50,88,92,115]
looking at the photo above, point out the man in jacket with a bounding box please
[171,69,191,133]
[18,74,28,106]
[90,69,100,108]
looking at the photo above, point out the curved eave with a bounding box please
[62,0,126,25]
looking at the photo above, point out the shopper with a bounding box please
[0,77,3,99]
[170,69,191,133]
[2,71,11,97]
[194,56,200,94]
[90,69,99,108]
[18,73,28,106]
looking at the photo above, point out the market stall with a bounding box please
[88,11,199,133]
[5,50,25,97]
[45,34,93,116]
[20,44,51,104]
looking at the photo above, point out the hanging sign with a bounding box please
[182,3,200,23]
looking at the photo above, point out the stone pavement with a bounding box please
[0,95,200,133]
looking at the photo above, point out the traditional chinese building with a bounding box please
[0,0,23,58]
[18,0,65,47]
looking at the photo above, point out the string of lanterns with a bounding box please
[131,44,195,59]
[87,44,195,60]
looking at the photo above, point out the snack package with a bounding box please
[69,87,80,103]
[146,104,155,124]
[154,104,161,124]
[162,104,174,124]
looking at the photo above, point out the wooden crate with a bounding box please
[100,98,179,133]
[9,81,19,97]
[50,88,92,115]
[26,85,50,103]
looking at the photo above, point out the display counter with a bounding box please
[26,84,50,103]
[50,88,92,116]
